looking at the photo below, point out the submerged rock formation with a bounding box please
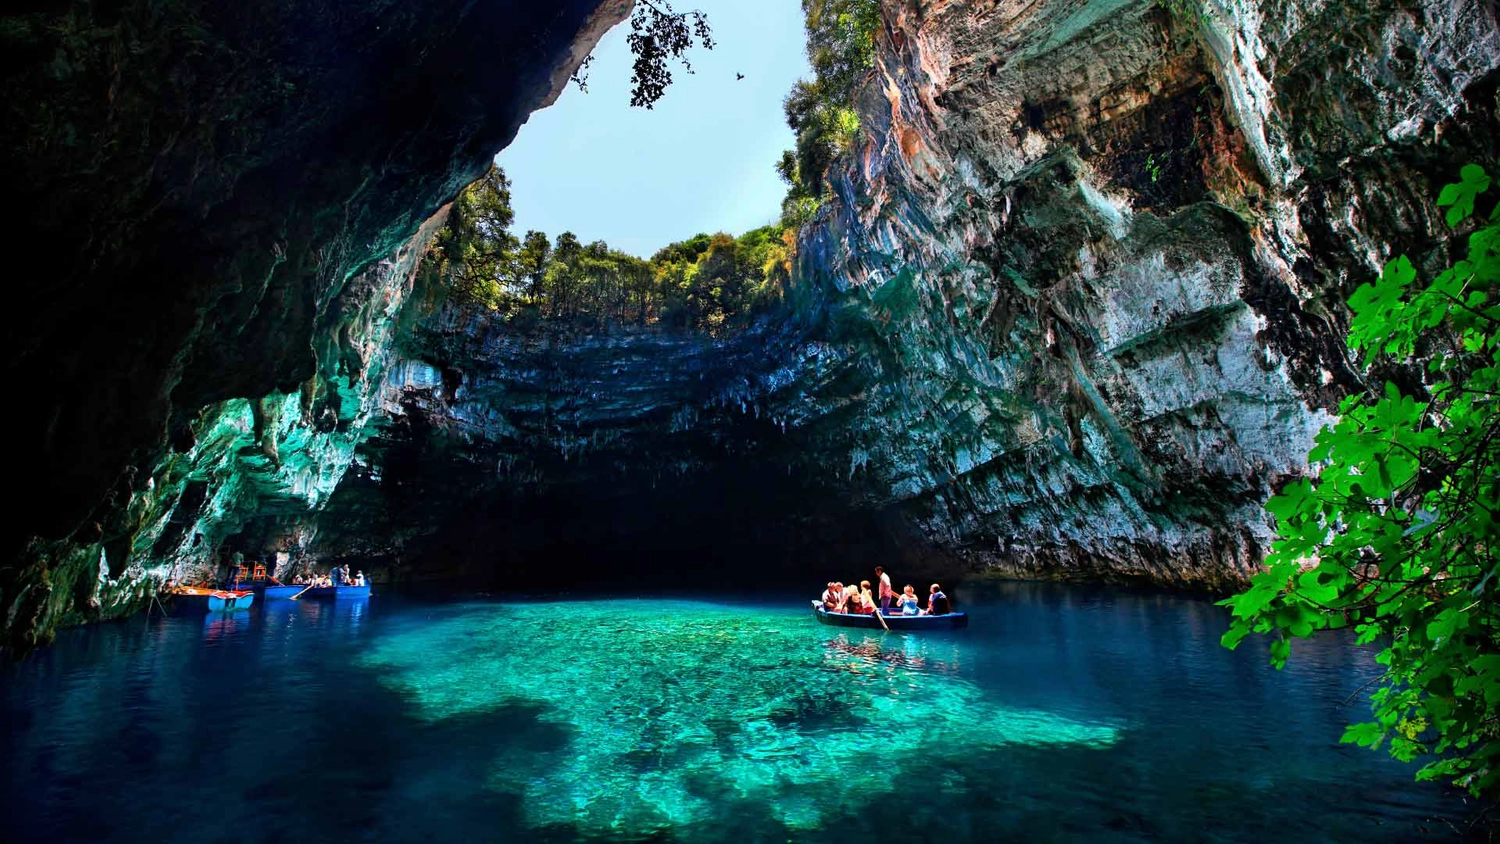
[1,0,628,648]
[3,0,1496,647]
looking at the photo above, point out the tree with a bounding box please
[424,194,788,331]
[429,164,520,309]
[803,0,882,105]
[776,1,880,221]
[1222,165,1500,798]
[572,0,714,109]
[518,231,551,301]
[546,232,584,318]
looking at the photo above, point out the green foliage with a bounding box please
[653,226,793,334]
[427,164,520,310]
[427,169,788,334]
[572,0,714,109]
[776,0,880,222]
[1222,165,1500,797]
[803,0,882,106]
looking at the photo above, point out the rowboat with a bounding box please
[224,563,301,599]
[172,587,255,613]
[810,601,967,630]
[226,580,303,600]
[301,584,371,599]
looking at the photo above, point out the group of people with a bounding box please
[290,564,366,587]
[819,566,952,616]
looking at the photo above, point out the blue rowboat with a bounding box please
[810,601,967,630]
[173,587,256,613]
[229,582,303,600]
[302,584,370,600]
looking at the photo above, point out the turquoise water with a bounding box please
[1,586,1472,841]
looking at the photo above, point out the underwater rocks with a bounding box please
[0,0,628,650]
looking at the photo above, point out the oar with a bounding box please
[290,584,315,600]
[872,597,889,631]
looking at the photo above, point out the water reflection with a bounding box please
[822,633,962,677]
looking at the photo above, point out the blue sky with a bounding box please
[497,0,810,258]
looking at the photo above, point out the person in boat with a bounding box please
[897,585,922,616]
[842,582,860,613]
[928,583,951,615]
[875,566,895,611]
[859,581,876,614]
[821,582,841,612]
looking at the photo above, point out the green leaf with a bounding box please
[1268,636,1290,668]
[1425,608,1463,645]
[1438,164,1491,227]
[1342,721,1385,748]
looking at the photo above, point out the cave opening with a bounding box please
[4,0,1498,835]
[293,0,894,592]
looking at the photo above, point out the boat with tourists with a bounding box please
[810,601,967,630]
[171,586,255,613]
[297,563,371,599]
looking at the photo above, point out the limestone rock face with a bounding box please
[198,0,1500,595]
[0,0,628,649]
[781,0,1499,585]
[5,0,1497,647]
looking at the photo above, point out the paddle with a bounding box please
[872,594,889,631]
[290,584,315,600]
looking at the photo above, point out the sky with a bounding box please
[497,0,811,258]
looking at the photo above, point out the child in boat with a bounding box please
[897,585,922,616]
[859,581,876,614]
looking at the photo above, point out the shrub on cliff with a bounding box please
[777,0,880,221]
[1223,165,1500,798]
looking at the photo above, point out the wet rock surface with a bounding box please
[4,0,1498,647]
[1,0,627,648]
[770,0,1499,587]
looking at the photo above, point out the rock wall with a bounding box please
[779,0,1499,586]
[1,0,629,649]
[287,281,900,589]
[268,0,1500,595]
[5,0,1496,647]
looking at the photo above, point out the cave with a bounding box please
[2,0,1498,839]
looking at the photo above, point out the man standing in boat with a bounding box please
[875,567,894,612]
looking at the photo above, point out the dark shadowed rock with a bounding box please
[0,0,629,650]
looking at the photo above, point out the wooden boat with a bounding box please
[810,601,967,630]
[301,584,371,600]
[225,564,301,599]
[228,581,303,600]
[172,587,255,613]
